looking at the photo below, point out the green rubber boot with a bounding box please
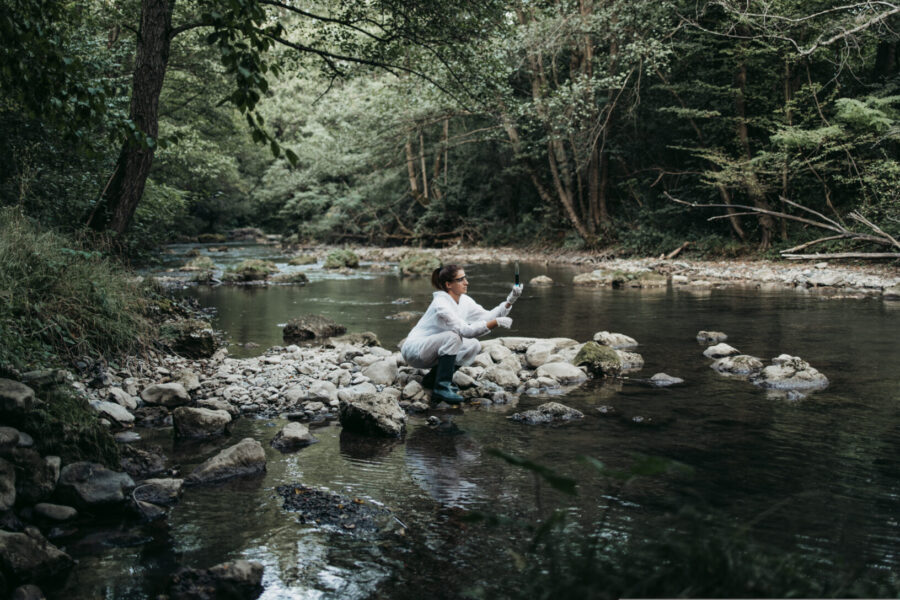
[432,354,464,404]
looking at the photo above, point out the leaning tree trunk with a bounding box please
[89,0,174,234]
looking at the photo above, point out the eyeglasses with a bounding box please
[451,275,468,283]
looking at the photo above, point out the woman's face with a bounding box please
[445,270,468,296]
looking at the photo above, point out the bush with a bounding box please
[0,208,152,370]
[323,249,359,269]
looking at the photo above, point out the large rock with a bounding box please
[536,362,589,385]
[283,314,346,341]
[481,365,520,389]
[173,407,232,439]
[55,462,134,510]
[509,402,584,425]
[750,355,829,390]
[159,319,219,358]
[271,422,318,452]
[323,249,360,269]
[90,400,135,426]
[339,393,406,437]
[525,341,555,368]
[399,252,440,276]
[33,503,78,522]
[306,380,338,404]
[593,331,638,348]
[9,450,59,506]
[140,383,190,407]
[703,343,739,358]
[223,259,278,281]
[186,438,266,485]
[0,530,73,588]
[0,458,14,511]
[337,382,378,403]
[362,358,399,385]
[710,354,763,375]
[0,379,35,414]
[0,426,20,452]
[529,275,553,286]
[133,478,183,506]
[167,559,264,600]
[572,342,621,377]
[108,387,138,410]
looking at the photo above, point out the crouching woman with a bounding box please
[401,264,523,404]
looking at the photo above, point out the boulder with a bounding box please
[481,365,520,389]
[9,450,59,506]
[167,559,264,600]
[222,259,278,281]
[362,358,398,385]
[750,355,829,390]
[399,252,440,276]
[271,422,318,452]
[196,398,239,417]
[536,362,589,385]
[12,584,45,600]
[186,438,266,485]
[617,350,644,370]
[33,503,78,522]
[0,426,20,452]
[306,380,338,404]
[108,387,138,410]
[339,393,407,437]
[0,530,73,589]
[337,382,378,403]
[173,407,232,439]
[572,341,621,377]
[323,249,359,269]
[271,271,309,284]
[525,341,555,368]
[703,343,739,358]
[159,319,218,358]
[288,254,318,266]
[283,314,346,341]
[133,478,183,506]
[650,373,684,387]
[593,331,638,348]
[0,458,14,511]
[696,330,728,343]
[55,462,134,510]
[451,371,475,389]
[0,379,35,414]
[402,380,426,401]
[529,275,553,286]
[509,402,584,425]
[140,383,190,407]
[710,354,764,375]
[90,400,135,426]
[174,370,202,392]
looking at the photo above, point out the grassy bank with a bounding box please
[0,208,152,372]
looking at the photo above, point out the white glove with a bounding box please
[496,317,512,329]
[506,284,524,305]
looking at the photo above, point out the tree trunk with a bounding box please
[89,0,175,234]
[735,59,775,250]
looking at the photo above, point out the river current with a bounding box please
[60,244,900,598]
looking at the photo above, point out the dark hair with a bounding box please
[431,264,462,291]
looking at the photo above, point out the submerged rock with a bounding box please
[750,355,829,390]
[172,407,232,439]
[509,401,584,425]
[276,484,392,533]
[696,330,728,343]
[529,275,553,286]
[650,373,684,387]
[271,422,318,452]
[168,559,264,600]
[339,393,406,438]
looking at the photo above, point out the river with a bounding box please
[60,244,900,598]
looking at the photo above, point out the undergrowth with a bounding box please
[0,207,152,371]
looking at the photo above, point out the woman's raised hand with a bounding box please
[506,284,524,305]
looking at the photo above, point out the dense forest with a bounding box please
[1,0,898,257]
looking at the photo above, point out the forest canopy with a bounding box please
[1,0,898,257]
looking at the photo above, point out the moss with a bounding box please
[197,233,227,243]
[223,259,278,281]
[399,253,441,276]
[7,384,119,468]
[573,341,622,377]
[271,271,309,284]
[183,255,215,271]
[323,249,359,269]
[288,254,317,265]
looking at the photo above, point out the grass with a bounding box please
[0,207,152,371]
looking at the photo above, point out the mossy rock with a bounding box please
[271,272,309,284]
[182,256,215,272]
[197,233,227,244]
[611,270,669,288]
[283,314,346,341]
[159,319,218,358]
[323,250,359,269]
[223,259,278,281]
[399,253,441,276]
[573,341,622,377]
[288,254,318,266]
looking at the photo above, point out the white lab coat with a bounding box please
[401,291,510,369]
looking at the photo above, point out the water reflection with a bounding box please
[404,420,482,508]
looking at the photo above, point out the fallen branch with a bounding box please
[782,252,900,260]
[663,241,691,259]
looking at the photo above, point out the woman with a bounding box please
[401,264,523,404]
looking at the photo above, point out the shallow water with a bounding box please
[59,246,900,598]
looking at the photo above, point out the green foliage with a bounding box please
[323,249,360,269]
[0,208,151,370]
[222,259,279,281]
[6,384,120,468]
